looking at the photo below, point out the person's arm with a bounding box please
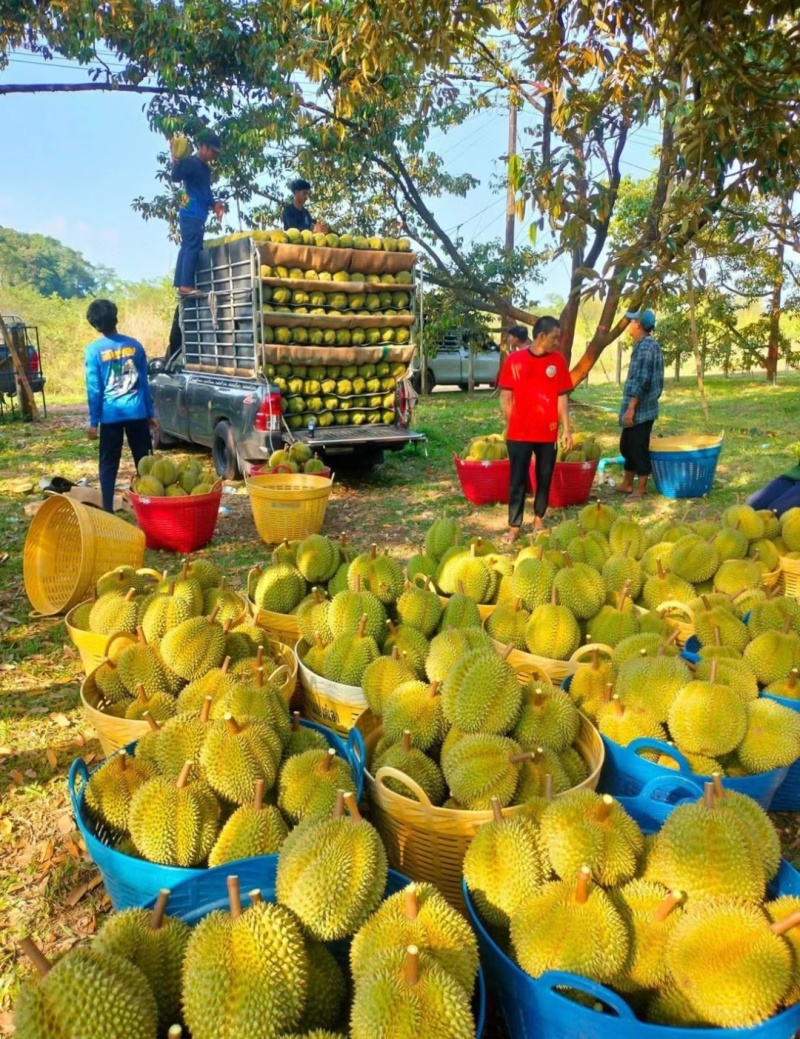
[137,345,157,422]
[558,392,573,449]
[499,388,513,427]
[170,157,188,183]
[622,343,650,427]
[85,346,102,439]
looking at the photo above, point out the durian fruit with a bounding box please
[160,609,227,681]
[350,882,479,992]
[200,713,283,805]
[209,664,291,742]
[276,791,388,940]
[513,685,580,753]
[783,506,800,551]
[348,544,405,605]
[323,615,380,684]
[184,556,221,590]
[553,560,605,620]
[425,627,490,683]
[667,659,747,757]
[361,647,417,715]
[640,540,675,575]
[645,783,768,899]
[510,552,555,610]
[463,798,547,929]
[694,646,759,703]
[540,791,643,885]
[88,587,140,635]
[756,509,782,539]
[350,945,474,1039]
[692,596,749,652]
[578,500,617,535]
[182,876,309,1039]
[395,580,443,637]
[124,682,178,723]
[295,534,341,584]
[406,543,439,584]
[373,731,446,805]
[713,557,763,597]
[598,695,667,749]
[711,522,749,561]
[586,581,639,647]
[442,733,523,809]
[608,517,647,559]
[383,620,430,678]
[750,537,782,572]
[382,680,445,751]
[485,597,530,649]
[564,530,611,571]
[252,558,306,613]
[208,778,288,866]
[708,774,781,877]
[510,867,630,982]
[441,645,522,735]
[610,881,683,991]
[551,518,581,551]
[647,985,712,1027]
[747,595,800,637]
[737,697,800,772]
[515,746,572,800]
[765,897,800,1005]
[669,535,721,583]
[85,749,158,832]
[94,889,190,1034]
[722,503,766,541]
[601,546,643,604]
[202,583,245,627]
[94,655,131,705]
[425,517,462,560]
[328,580,388,645]
[765,667,800,700]
[284,710,329,756]
[278,747,353,823]
[524,586,581,660]
[297,942,348,1033]
[175,656,237,716]
[744,619,800,685]
[614,640,689,723]
[14,939,158,1039]
[438,584,482,629]
[666,897,794,1028]
[642,559,694,610]
[128,762,221,866]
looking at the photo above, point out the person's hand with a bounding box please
[562,431,574,452]
[148,418,158,434]
[87,426,98,441]
[213,201,226,221]
[313,220,329,234]
[622,406,636,428]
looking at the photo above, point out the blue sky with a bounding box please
[0,49,661,300]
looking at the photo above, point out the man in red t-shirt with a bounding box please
[497,317,573,544]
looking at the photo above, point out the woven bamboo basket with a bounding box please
[653,599,694,647]
[437,594,497,621]
[246,567,302,642]
[295,639,367,735]
[780,556,800,600]
[246,473,334,543]
[24,496,145,615]
[763,565,783,593]
[357,709,604,912]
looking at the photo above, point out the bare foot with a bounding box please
[502,527,521,546]
[624,492,645,502]
[533,517,545,531]
[613,484,634,495]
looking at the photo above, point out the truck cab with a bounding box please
[411,331,500,392]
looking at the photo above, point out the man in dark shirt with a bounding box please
[617,308,665,501]
[282,178,326,233]
[171,130,225,295]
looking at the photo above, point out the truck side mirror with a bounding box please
[148,358,165,376]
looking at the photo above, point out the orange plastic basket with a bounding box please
[246,473,333,544]
[24,496,145,616]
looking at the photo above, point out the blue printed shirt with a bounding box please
[620,334,664,426]
[171,155,216,220]
[85,334,155,427]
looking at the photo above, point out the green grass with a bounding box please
[0,374,799,1020]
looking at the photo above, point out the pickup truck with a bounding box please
[411,336,501,392]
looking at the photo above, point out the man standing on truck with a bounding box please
[171,130,225,296]
[497,318,573,544]
[282,178,327,233]
[84,299,156,513]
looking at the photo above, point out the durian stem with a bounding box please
[491,797,504,824]
[592,649,600,672]
[770,909,800,937]
[712,772,725,799]
[343,791,362,821]
[19,938,52,976]
[701,595,711,611]
[404,886,418,921]
[617,580,631,612]
[180,559,190,581]
[597,795,614,821]
[320,748,336,773]
[118,750,128,770]
[783,616,793,635]
[200,697,213,724]
[402,731,412,754]
[312,587,321,604]
[357,613,368,639]
[576,867,592,904]
[271,550,280,565]
[550,584,558,606]
[177,762,193,789]
[457,580,466,596]
[512,597,522,612]
[149,889,170,930]
[664,628,680,648]
[248,889,264,905]
[220,656,231,675]
[136,625,147,645]
[370,543,378,559]
[222,619,234,635]
[254,779,266,811]
[509,752,536,764]
[653,891,683,921]
[428,681,440,698]
[225,714,242,736]
[353,574,362,593]
[544,773,554,801]
[207,605,221,625]
[604,682,614,703]
[386,619,398,635]
[136,683,148,705]
[255,645,264,668]
[167,1027,183,1038]
[501,642,514,661]
[789,669,799,690]
[168,581,175,595]
[390,645,399,660]
[713,626,721,647]
[227,876,242,919]
[703,782,715,809]
[143,711,161,733]
[404,945,420,986]
[533,689,545,707]
[709,658,719,683]
[612,696,624,718]
[333,790,345,819]
[123,587,136,602]
[292,710,301,732]
[656,559,666,580]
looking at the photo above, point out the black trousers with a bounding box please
[507,440,557,528]
[173,213,206,288]
[99,419,152,512]
[620,419,655,477]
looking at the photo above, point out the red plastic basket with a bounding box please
[453,454,511,505]
[126,484,223,552]
[529,458,599,508]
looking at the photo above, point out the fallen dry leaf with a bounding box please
[46,748,57,769]
[56,816,73,835]
[24,769,37,779]
[9,770,23,784]
[50,713,71,727]
[65,882,89,907]
[87,875,103,891]
[39,840,54,862]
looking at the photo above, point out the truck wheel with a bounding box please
[212,420,242,480]
[151,418,178,448]
[458,383,469,392]
[424,372,436,393]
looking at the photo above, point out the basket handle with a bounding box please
[267,664,291,688]
[656,600,694,623]
[348,727,367,774]
[568,642,615,665]
[627,737,694,773]
[539,971,637,1020]
[633,774,705,805]
[517,662,554,686]
[374,765,434,808]
[103,630,137,658]
[246,566,261,600]
[136,567,164,583]
[68,757,90,815]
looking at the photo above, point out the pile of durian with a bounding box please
[215,226,414,250]
[462,433,509,462]
[133,455,216,498]
[257,442,328,475]
[263,359,407,429]
[555,431,603,463]
[16,797,481,1039]
[464,781,800,1030]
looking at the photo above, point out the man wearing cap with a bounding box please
[282,179,327,233]
[617,308,664,500]
[171,130,225,296]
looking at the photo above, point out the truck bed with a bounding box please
[285,423,427,452]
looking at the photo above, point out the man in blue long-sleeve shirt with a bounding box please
[171,131,224,295]
[617,308,664,501]
[84,299,156,512]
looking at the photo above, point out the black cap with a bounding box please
[196,130,221,152]
[290,178,311,192]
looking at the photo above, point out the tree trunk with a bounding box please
[616,340,623,386]
[558,295,580,365]
[568,283,624,387]
[766,210,786,385]
[674,353,680,382]
[685,257,709,421]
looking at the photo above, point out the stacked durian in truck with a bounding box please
[148,228,425,478]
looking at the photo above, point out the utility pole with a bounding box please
[501,93,518,358]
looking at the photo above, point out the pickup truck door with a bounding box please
[186,376,247,447]
[473,346,501,386]
[151,359,190,440]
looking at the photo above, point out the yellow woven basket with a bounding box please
[485,633,580,683]
[357,709,604,911]
[246,473,333,544]
[763,566,782,593]
[24,496,145,615]
[438,595,496,621]
[654,599,694,647]
[246,568,302,643]
[295,639,368,735]
[65,607,113,674]
[81,667,149,758]
[649,433,725,452]
[780,556,800,600]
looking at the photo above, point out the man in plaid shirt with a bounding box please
[616,308,664,501]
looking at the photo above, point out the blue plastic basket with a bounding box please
[762,691,800,812]
[68,720,366,910]
[463,779,800,1039]
[649,440,723,499]
[149,858,486,1038]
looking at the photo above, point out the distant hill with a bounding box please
[0,226,111,298]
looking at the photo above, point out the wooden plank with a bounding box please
[0,314,39,420]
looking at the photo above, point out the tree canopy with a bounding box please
[0,226,111,298]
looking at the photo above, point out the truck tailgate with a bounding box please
[283,425,427,452]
